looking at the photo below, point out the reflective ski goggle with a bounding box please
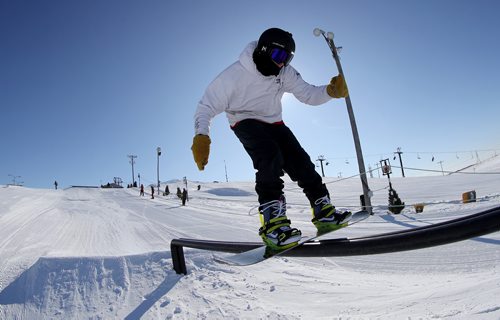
[270,47,293,66]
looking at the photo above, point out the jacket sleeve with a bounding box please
[194,76,230,136]
[283,66,332,106]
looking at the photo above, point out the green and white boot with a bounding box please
[311,195,352,235]
[258,196,301,250]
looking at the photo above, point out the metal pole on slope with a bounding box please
[157,147,161,195]
[224,160,229,182]
[313,28,373,213]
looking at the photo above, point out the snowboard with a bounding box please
[214,210,370,266]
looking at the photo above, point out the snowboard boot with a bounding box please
[311,195,352,235]
[258,196,302,250]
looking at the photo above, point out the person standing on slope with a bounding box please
[191,27,351,250]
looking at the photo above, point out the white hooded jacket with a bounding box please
[194,41,332,136]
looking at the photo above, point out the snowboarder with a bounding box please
[191,27,352,250]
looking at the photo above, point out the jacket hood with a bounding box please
[239,41,260,75]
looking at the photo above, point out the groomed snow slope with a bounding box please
[0,157,499,319]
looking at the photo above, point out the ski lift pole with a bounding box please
[314,28,372,213]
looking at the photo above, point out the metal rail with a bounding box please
[171,206,500,274]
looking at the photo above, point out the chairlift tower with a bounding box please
[394,147,405,177]
[8,174,22,186]
[127,155,137,186]
[316,155,329,177]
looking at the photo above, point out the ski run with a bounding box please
[1,156,499,319]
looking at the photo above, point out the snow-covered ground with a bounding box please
[1,157,499,319]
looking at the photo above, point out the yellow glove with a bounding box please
[191,134,211,170]
[326,74,349,98]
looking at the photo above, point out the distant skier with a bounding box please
[191,28,351,250]
[140,184,145,196]
[54,180,58,190]
[151,186,154,199]
[181,188,188,206]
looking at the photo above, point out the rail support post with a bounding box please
[171,240,187,275]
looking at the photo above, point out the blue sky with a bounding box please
[1,0,499,189]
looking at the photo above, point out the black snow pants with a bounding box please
[232,119,329,205]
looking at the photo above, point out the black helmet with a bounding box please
[256,28,295,65]
[253,28,295,76]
